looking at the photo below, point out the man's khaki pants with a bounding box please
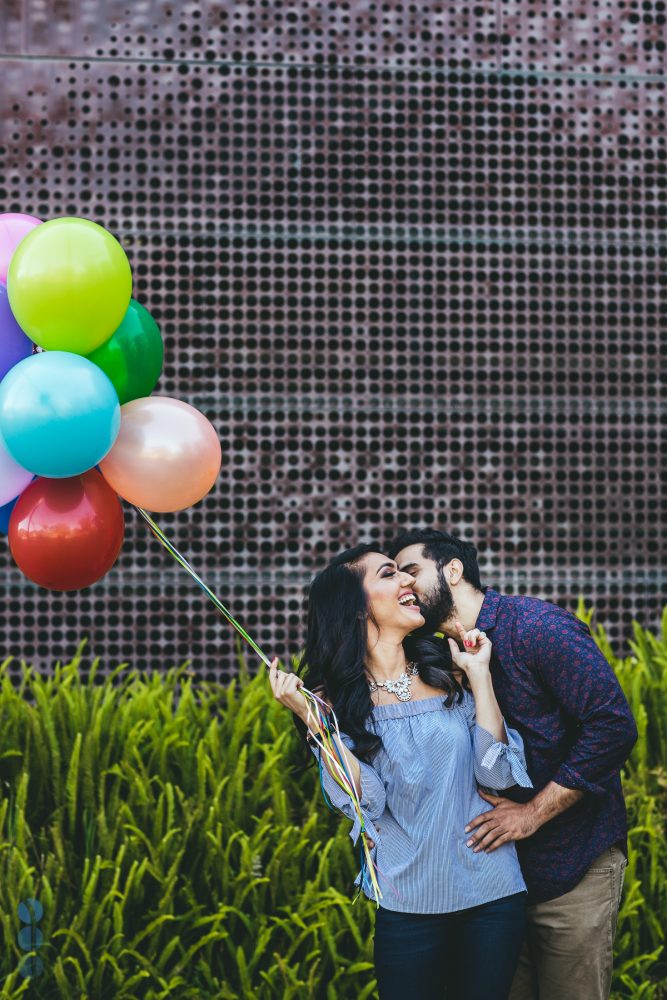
[509,844,628,1000]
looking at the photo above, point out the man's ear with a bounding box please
[446,558,463,584]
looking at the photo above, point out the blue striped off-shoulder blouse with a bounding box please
[310,688,533,913]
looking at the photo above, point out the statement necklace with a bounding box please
[367,662,419,702]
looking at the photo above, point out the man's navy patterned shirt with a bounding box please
[474,586,638,904]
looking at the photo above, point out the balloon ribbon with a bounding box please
[301,690,391,907]
[134,505,272,667]
[134,504,393,905]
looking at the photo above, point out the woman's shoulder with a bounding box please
[450,687,475,723]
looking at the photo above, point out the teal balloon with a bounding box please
[0,352,120,477]
[86,298,163,404]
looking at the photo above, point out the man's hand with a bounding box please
[464,790,541,852]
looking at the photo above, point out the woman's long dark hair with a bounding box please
[292,543,465,773]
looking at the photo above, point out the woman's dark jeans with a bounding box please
[373,891,526,1000]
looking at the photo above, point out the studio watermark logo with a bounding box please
[17,897,44,979]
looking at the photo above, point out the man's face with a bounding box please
[394,543,457,632]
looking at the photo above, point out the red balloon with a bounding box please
[8,470,125,591]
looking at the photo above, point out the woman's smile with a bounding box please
[398,590,422,614]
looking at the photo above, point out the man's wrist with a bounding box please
[524,796,545,830]
[526,781,584,828]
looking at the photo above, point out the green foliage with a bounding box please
[0,609,665,998]
[576,600,667,1000]
[0,642,373,998]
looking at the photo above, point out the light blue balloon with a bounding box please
[0,351,120,477]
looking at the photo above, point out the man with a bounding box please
[388,528,638,1000]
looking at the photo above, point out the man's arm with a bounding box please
[463,780,584,855]
[529,780,584,823]
[465,607,637,853]
[525,606,638,797]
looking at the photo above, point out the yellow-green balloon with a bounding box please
[7,217,132,355]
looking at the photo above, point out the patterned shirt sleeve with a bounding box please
[309,731,386,847]
[522,607,638,796]
[459,690,533,790]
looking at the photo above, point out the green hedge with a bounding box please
[0,604,665,998]
[578,601,667,999]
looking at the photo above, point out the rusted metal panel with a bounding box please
[0,2,663,678]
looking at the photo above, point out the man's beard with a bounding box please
[417,569,457,632]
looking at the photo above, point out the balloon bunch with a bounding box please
[0,213,221,591]
[0,213,388,904]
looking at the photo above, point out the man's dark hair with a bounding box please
[387,528,483,591]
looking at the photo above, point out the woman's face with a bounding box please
[360,552,425,638]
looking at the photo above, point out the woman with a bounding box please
[270,544,533,1000]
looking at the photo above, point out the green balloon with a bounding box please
[85,299,163,405]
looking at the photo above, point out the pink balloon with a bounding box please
[0,429,34,505]
[98,396,221,512]
[0,213,42,284]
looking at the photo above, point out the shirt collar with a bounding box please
[475,586,501,632]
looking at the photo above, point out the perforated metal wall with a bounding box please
[0,2,664,681]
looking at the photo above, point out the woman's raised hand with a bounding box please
[269,657,309,721]
[447,621,492,679]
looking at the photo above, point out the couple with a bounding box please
[270,529,638,1000]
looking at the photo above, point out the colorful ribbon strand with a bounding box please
[300,688,386,906]
[135,504,394,905]
[134,505,272,667]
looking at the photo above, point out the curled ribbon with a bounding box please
[300,688,387,906]
[136,505,397,905]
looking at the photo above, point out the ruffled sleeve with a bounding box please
[459,690,533,791]
[309,731,386,848]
